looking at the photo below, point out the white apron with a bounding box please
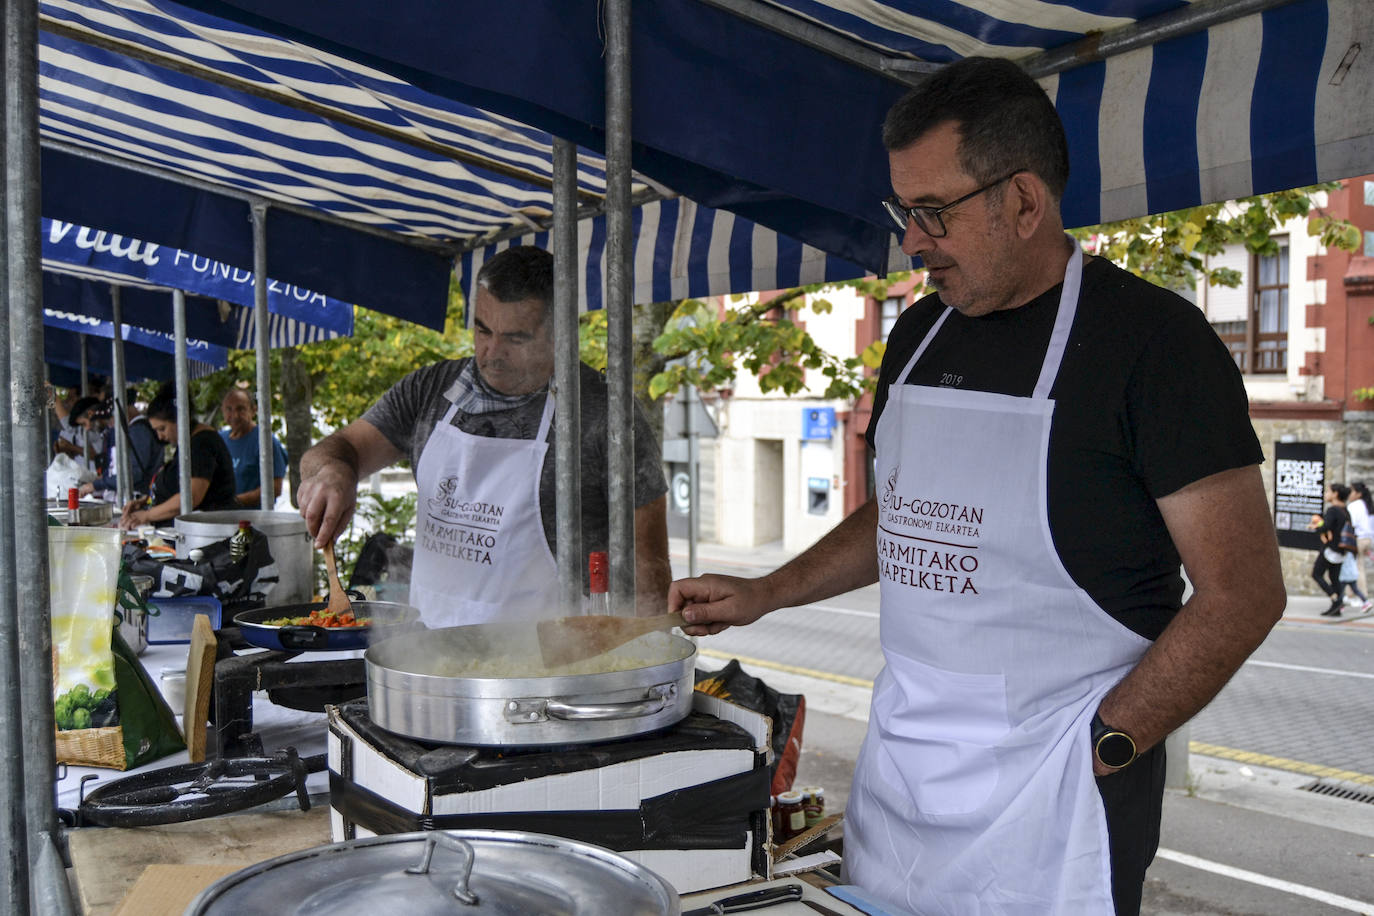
[409,393,559,628]
[846,244,1152,915]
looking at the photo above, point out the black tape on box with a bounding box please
[330,766,771,851]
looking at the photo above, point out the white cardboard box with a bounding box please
[327,691,774,894]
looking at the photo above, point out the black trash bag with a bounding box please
[347,532,413,589]
[696,658,806,796]
[122,527,279,613]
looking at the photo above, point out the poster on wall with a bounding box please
[1273,441,1325,550]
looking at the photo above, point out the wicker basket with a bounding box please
[55,726,127,770]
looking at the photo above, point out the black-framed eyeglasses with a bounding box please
[881,169,1025,238]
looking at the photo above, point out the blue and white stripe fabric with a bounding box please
[37,0,1373,308]
[459,198,872,314]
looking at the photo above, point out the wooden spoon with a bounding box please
[322,541,352,616]
[537,612,685,668]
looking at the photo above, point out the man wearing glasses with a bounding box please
[671,57,1284,915]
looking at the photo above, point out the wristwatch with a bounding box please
[1090,712,1138,770]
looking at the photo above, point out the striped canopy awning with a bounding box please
[38,0,1373,317]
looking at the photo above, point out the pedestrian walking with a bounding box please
[1347,481,1374,596]
[1310,482,1354,616]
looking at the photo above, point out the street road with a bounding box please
[671,545,1374,915]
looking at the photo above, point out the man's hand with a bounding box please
[669,574,777,636]
[297,420,401,548]
[297,459,360,547]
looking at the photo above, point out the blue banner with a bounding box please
[43,308,229,368]
[41,218,354,336]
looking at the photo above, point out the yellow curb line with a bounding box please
[1189,741,1374,785]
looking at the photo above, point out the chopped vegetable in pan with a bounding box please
[260,610,371,628]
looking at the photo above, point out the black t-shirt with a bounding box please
[150,427,240,512]
[867,257,1262,640]
[1316,505,1350,549]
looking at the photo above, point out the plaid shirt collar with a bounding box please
[444,358,546,416]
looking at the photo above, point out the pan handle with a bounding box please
[508,683,678,723]
[276,625,330,650]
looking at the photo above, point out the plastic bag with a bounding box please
[1339,553,1359,583]
[123,526,279,615]
[51,527,183,769]
[45,453,95,501]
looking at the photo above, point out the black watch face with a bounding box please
[1097,732,1135,768]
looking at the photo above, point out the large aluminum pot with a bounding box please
[173,510,312,604]
[366,625,695,746]
[185,829,681,915]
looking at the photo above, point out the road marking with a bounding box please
[1154,848,1374,913]
[697,648,876,688]
[1244,659,1374,680]
[1189,742,1374,785]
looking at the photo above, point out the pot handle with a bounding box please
[405,832,480,906]
[511,683,678,723]
[276,626,330,651]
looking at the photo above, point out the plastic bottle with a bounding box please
[229,519,252,561]
[586,551,609,615]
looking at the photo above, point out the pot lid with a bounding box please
[186,830,681,915]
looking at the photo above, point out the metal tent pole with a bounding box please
[686,385,700,578]
[78,334,92,468]
[7,0,72,910]
[552,137,583,615]
[251,204,273,510]
[0,0,33,908]
[603,0,635,613]
[110,286,132,507]
[173,289,192,510]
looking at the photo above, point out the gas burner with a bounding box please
[335,700,758,792]
[71,748,310,828]
[213,626,367,757]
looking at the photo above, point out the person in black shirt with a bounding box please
[119,384,238,529]
[1310,482,1353,616]
[669,56,1286,915]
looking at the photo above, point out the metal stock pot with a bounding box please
[173,510,313,604]
[185,829,681,915]
[365,624,696,746]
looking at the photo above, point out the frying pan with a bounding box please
[233,598,422,652]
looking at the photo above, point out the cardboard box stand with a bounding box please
[327,691,774,894]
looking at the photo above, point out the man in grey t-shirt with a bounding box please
[298,246,669,626]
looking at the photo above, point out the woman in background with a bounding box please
[1348,481,1374,603]
[119,385,238,529]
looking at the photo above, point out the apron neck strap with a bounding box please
[441,389,556,440]
[1033,239,1083,400]
[898,235,1084,400]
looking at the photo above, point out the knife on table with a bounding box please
[683,883,805,916]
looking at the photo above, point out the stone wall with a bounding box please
[1343,412,1374,483]
[1252,416,1345,596]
